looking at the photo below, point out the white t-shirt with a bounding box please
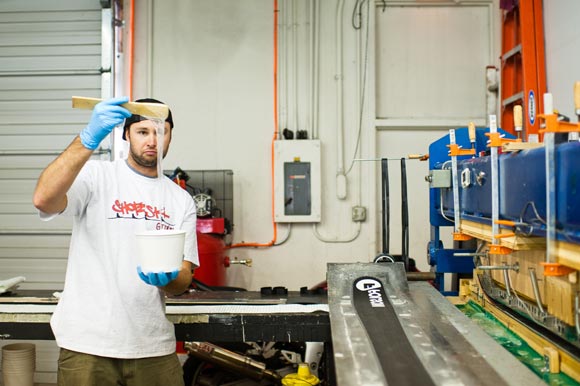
[41,159,199,358]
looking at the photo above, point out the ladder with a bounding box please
[500,0,547,141]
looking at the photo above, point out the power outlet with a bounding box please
[352,206,367,222]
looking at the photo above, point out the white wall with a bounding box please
[2,0,570,294]
[128,0,504,291]
[133,0,379,290]
[544,0,580,118]
[128,0,580,289]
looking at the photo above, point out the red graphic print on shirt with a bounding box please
[110,199,175,229]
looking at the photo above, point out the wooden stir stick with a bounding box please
[71,96,169,120]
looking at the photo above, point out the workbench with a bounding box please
[0,264,550,385]
[0,290,330,342]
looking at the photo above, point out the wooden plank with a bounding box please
[555,241,580,271]
[502,142,544,152]
[71,96,169,119]
[545,275,579,326]
[544,346,560,373]
[446,295,467,305]
[461,220,545,250]
[0,296,58,304]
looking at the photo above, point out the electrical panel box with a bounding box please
[284,162,311,216]
[274,140,321,223]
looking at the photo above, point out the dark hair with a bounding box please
[122,98,174,140]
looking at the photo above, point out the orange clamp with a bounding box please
[488,244,512,255]
[453,232,473,241]
[447,144,475,157]
[495,220,516,226]
[538,114,580,134]
[494,233,516,239]
[541,262,575,277]
[485,132,522,148]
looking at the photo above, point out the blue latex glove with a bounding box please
[137,266,179,287]
[79,96,132,150]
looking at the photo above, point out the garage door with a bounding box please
[0,0,111,290]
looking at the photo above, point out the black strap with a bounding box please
[352,277,435,386]
[381,159,390,254]
[400,158,409,270]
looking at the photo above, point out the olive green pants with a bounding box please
[57,348,184,386]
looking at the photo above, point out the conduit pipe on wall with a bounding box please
[279,0,287,138]
[112,0,130,161]
[312,0,363,244]
[228,0,279,249]
[335,0,347,200]
[146,0,153,95]
[309,0,314,138]
[113,0,124,96]
[313,0,320,140]
[128,0,134,99]
[352,2,363,211]
[293,0,299,135]
[308,0,320,140]
[312,221,362,243]
[486,65,498,124]
[283,0,290,137]
[280,0,292,135]
[354,0,371,210]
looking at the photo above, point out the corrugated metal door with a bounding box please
[0,0,111,290]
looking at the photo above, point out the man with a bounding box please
[33,97,198,386]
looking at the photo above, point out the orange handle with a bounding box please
[494,233,516,239]
[495,219,516,226]
[468,122,476,143]
[513,105,523,129]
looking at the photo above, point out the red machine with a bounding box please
[195,218,228,287]
[169,167,235,288]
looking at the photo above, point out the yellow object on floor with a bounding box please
[282,363,320,386]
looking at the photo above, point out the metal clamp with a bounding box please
[476,262,519,298]
[529,268,545,314]
[575,293,580,336]
[453,252,487,257]
[477,262,519,273]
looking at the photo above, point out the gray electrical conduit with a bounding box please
[280,0,289,138]
[274,223,292,246]
[312,0,365,244]
[309,0,315,139]
[312,221,361,243]
[277,0,285,139]
[312,0,320,140]
[335,0,347,200]
[293,0,299,135]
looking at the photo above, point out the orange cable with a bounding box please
[228,0,279,249]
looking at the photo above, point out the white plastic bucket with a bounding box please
[135,230,186,272]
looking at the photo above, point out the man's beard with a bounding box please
[130,148,157,168]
